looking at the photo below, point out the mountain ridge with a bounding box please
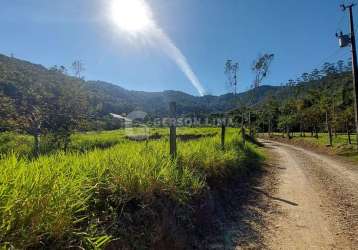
[0,53,283,121]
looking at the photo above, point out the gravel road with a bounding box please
[261,140,358,249]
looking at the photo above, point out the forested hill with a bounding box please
[0,54,280,119]
[85,80,280,116]
[0,53,353,132]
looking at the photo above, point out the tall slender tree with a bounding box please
[224,60,239,95]
[252,53,274,88]
[71,60,85,79]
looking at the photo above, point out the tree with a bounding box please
[287,79,295,87]
[321,62,337,76]
[336,60,345,73]
[16,87,49,156]
[295,99,307,136]
[72,60,85,79]
[341,106,355,144]
[50,65,68,75]
[252,53,274,88]
[306,105,321,138]
[319,83,337,146]
[339,82,355,143]
[260,95,279,136]
[278,100,297,139]
[43,80,88,151]
[224,59,244,144]
[301,72,310,83]
[0,93,16,131]
[309,68,321,81]
[224,60,239,95]
[345,58,352,72]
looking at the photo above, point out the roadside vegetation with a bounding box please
[253,60,356,147]
[237,59,358,164]
[0,128,262,249]
[260,132,358,163]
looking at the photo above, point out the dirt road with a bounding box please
[261,140,358,249]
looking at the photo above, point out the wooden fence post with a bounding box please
[221,123,226,149]
[241,112,246,145]
[169,102,177,158]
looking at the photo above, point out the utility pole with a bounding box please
[338,4,358,146]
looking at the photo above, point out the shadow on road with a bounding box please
[203,163,279,249]
[251,187,299,206]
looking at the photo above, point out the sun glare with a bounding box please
[111,0,153,33]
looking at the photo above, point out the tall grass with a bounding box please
[0,128,262,249]
[0,127,219,157]
[0,132,33,157]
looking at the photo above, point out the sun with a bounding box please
[110,0,153,33]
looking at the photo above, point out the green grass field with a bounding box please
[0,127,219,157]
[0,128,262,249]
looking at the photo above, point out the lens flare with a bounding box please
[111,0,153,32]
[110,0,206,96]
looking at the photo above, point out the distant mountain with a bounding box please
[0,53,283,122]
[85,80,283,116]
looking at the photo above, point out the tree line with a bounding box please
[252,59,356,145]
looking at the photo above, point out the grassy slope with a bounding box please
[0,128,263,249]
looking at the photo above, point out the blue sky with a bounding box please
[0,0,354,96]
